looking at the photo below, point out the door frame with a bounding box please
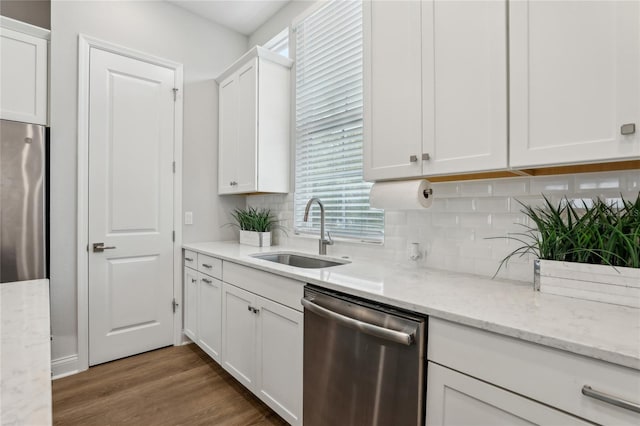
[76,34,184,372]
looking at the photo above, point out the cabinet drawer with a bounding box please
[223,261,303,312]
[183,250,197,269]
[428,318,640,425]
[198,254,222,279]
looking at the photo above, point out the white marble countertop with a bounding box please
[184,241,640,371]
[1,279,52,426]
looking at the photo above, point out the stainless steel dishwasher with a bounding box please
[302,286,427,426]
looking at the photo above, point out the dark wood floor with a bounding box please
[52,344,287,425]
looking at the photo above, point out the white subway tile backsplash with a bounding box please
[459,181,493,197]
[530,176,573,193]
[475,197,510,213]
[433,182,459,197]
[458,213,492,228]
[245,170,639,283]
[446,198,475,212]
[493,178,530,196]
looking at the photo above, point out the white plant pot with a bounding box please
[239,230,271,247]
[534,259,640,309]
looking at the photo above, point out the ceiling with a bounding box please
[167,0,291,36]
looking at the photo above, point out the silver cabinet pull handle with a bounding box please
[202,278,212,284]
[409,155,418,162]
[301,298,415,346]
[582,385,640,413]
[422,153,431,161]
[202,263,212,268]
[621,123,636,135]
[191,278,197,283]
[93,243,116,252]
[184,257,193,262]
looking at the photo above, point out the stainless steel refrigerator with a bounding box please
[0,119,47,283]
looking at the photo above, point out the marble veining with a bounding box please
[184,241,640,371]
[1,279,52,425]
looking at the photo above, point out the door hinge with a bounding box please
[172,298,179,313]
[172,161,176,173]
[172,230,175,242]
[172,88,178,101]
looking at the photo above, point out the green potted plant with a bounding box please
[229,207,280,247]
[495,194,640,308]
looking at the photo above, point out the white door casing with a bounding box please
[77,35,183,372]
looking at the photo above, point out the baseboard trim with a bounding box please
[51,354,81,379]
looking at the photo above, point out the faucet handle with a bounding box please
[325,231,334,245]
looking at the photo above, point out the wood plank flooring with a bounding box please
[52,344,287,426]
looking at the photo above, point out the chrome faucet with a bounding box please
[303,197,334,255]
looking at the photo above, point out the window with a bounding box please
[264,28,289,58]
[293,0,384,243]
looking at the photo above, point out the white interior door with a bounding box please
[88,47,176,366]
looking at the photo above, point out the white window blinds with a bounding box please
[294,0,384,243]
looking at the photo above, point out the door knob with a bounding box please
[92,242,116,252]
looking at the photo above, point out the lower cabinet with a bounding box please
[426,362,589,425]
[183,266,198,341]
[222,281,303,426]
[427,318,640,426]
[183,254,222,363]
[197,273,222,362]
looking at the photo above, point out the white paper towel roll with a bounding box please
[369,179,433,210]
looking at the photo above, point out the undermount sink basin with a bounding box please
[250,252,350,269]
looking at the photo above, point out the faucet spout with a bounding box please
[303,198,333,255]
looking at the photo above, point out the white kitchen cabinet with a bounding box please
[364,0,507,181]
[183,266,198,341]
[182,251,222,362]
[197,273,222,362]
[221,282,257,389]
[428,318,640,426]
[427,362,589,426]
[217,47,293,195]
[509,0,640,167]
[221,261,304,426]
[255,296,303,426]
[0,17,49,125]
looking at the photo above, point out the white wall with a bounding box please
[50,0,247,375]
[248,0,314,48]
[247,170,640,283]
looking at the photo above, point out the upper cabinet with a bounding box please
[364,1,639,181]
[509,0,640,168]
[0,17,49,125]
[364,0,507,181]
[217,47,293,195]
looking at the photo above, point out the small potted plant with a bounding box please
[494,194,639,308]
[230,207,280,247]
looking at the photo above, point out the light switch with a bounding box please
[185,211,193,225]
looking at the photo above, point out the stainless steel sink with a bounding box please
[250,252,350,269]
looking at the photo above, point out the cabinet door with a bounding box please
[255,296,303,426]
[363,0,423,181]
[510,0,640,167]
[197,274,222,362]
[221,283,257,389]
[426,363,590,426]
[218,75,238,194]
[0,28,47,125]
[424,0,507,175]
[183,267,198,341]
[235,59,258,193]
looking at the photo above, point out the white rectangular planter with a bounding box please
[239,230,271,247]
[535,259,640,309]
